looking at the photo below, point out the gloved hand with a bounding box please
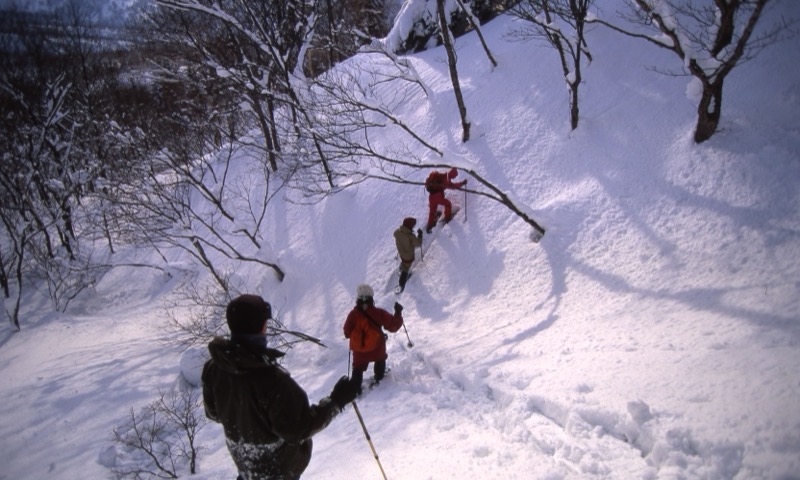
[417,228,423,239]
[329,376,359,409]
[394,302,403,315]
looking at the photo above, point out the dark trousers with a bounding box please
[238,475,300,480]
[351,359,386,386]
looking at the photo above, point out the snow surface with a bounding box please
[2,2,800,479]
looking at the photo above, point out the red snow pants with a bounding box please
[427,192,452,228]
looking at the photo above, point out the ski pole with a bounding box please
[352,401,389,480]
[464,186,467,222]
[402,323,414,348]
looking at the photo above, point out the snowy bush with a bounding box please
[180,347,209,388]
[108,388,207,479]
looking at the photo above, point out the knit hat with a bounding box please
[403,217,417,229]
[448,168,458,179]
[226,294,272,334]
[356,284,374,300]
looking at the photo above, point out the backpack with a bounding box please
[425,171,445,193]
[349,310,382,353]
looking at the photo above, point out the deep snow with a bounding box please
[2,2,800,479]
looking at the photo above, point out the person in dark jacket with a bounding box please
[202,294,359,480]
[424,167,467,233]
[393,217,423,292]
[343,284,404,392]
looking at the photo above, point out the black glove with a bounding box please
[329,376,359,409]
[417,228,423,239]
[394,302,403,315]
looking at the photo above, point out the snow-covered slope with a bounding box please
[1,2,799,479]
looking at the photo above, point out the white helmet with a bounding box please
[356,284,374,299]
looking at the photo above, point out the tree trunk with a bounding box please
[569,82,580,130]
[102,209,115,254]
[10,238,25,330]
[251,95,279,172]
[694,80,723,143]
[454,0,497,68]
[437,0,471,142]
[0,248,8,298]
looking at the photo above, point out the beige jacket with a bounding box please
[393,225,421,262]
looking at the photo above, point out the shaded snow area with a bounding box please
[2,2,800,479]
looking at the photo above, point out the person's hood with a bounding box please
[207,336,285,374]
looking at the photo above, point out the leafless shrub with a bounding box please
[111,388,206,479]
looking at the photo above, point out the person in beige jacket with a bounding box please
[393,217,423,292]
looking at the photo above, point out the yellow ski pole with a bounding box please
[352,401,389,480]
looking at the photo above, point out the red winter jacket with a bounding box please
[343,304,403,368]
[427,171,465,195]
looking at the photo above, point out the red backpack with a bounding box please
[349,310,382,353]
[425,171,446,193]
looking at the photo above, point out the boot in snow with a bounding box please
[398,271,409,292]
[350,369,365,396]
[426,210,443,233]
[373,360,386,385]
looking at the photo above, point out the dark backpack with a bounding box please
[349,310,382,353]
[425,172,445,193]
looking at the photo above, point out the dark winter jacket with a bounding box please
[393,225,421,263]
[202,336,340,480]
[343,305,403,368]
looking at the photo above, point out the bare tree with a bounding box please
[110,135,287,287]
[0,73,90,328]
[592,0,796,143]
[510,0,594,130]
[454,0,498,67]
[305,0,390,76]
[387,0,514,54]
[155,388,206,475]
[0,210,30,330]
[295,45,442,196]
[301,50,547,239]
[133,0,546,248]
[438,0,472,142]
[0,4,148,328]
[151,0,341,187]
[163,277,326,351]
[111,388,207,479]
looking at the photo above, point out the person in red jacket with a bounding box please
[425,167,467,233]
[343,284,404,392]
